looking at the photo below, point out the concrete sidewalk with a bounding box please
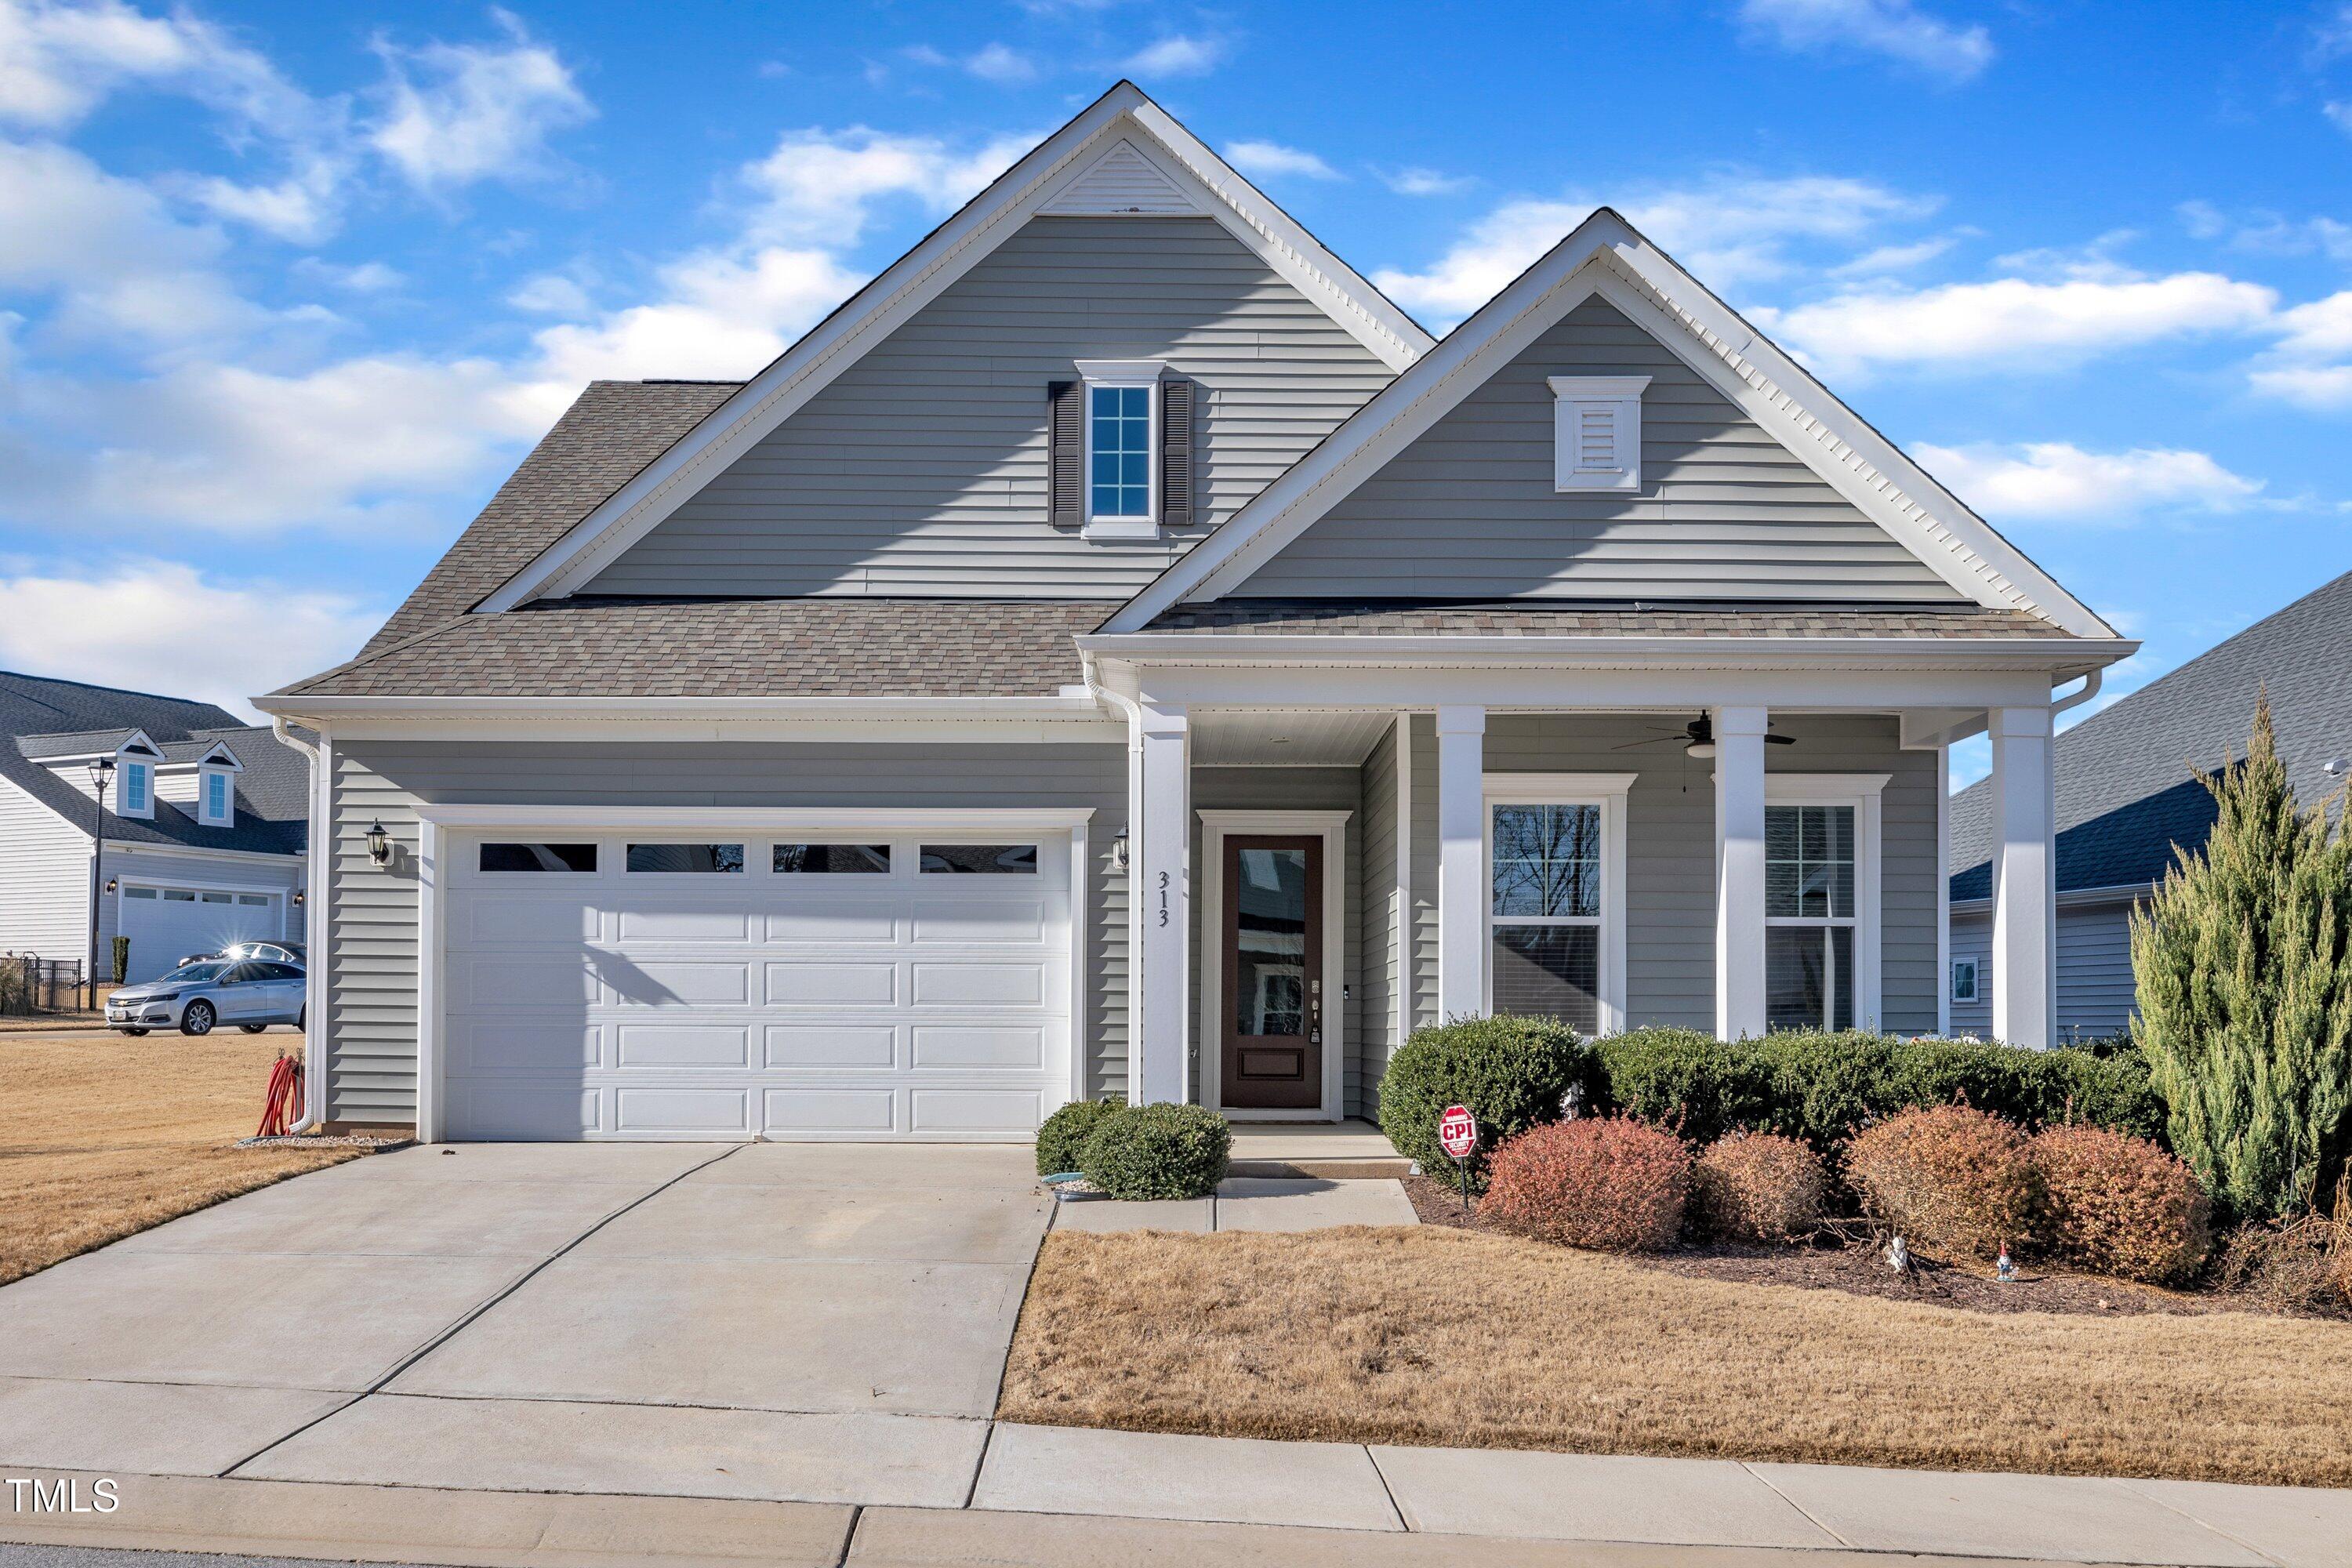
[1050,1175,1421,1232]
[4,1445,2347,1568]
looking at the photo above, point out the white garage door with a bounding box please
[118,884,283,983]
[438,832,1074,1141]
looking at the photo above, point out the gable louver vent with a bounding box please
[1040,139,1200,216]
[1548,375,1651,493]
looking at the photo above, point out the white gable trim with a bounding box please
[1105,210,2117,641]
[477,85,1432,614]
[1040,137,1199,215]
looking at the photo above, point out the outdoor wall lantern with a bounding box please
[1111,827,1130,873]
[104,878,118,894]
[365,819,391,866]
[292,888,305,906]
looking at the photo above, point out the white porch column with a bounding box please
[1990,705,2056,1050]
[1436,705,1486,1020]
[1714,705,1769,1041]
[1134,700,1191,1104]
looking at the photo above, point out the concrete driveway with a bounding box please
[0,1141,1048,1508]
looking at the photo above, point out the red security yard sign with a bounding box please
[1438,1103,1478,1213]
[1439,1104,1477,1159]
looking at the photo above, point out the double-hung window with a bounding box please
[1759,775,1886,1032]
[1075,359,1162,538]
[199,768,232,826]
[118,760,151,818]
[1484,775,1631,1036]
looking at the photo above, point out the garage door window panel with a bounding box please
[626,843,744,873]
[920,844,1037,874]
[773,843,890,873]
[481,842,598,873]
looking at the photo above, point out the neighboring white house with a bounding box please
[1,671,310,989]
[256,83,2132,1142]
[1948,567,2352,1043]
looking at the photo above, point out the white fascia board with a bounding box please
[1076,633,2136,673]
[101,838,302,866]
[1950,880,2151,915]
[249,693,1124,743]
[1105,209,2120,641]
[417,804,1095,833]
[475,86,1428,615]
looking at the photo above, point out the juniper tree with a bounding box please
[2131,695,2352,1221]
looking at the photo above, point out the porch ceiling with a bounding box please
[1191,709,1396,767]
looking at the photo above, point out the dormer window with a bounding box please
[199,766,233,827]
[118,759,152,818]
[1549,376,1650,493]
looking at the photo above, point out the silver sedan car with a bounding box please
[106,958,307,1037]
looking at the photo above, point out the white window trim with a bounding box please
[1951,955,1980,1006]
[1548,374,1649,494]
[1482,773,1632,1036]
[116,758,154,820]
[1076,358,1164,539]
[1760,772,1888,1032]
[198,765,234,827]
[1196,808,1349,1122]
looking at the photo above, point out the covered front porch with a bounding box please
[1086,631,2087,1120]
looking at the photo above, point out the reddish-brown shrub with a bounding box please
[2031,1124,2211,1284]
[1844,1105,2036,1263]
[1692,1132,1828,1242]
[1480,1116,1690,1252]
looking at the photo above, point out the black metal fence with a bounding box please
[0,955,84,1014]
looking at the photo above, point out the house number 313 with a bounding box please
[1157,870,1170,927]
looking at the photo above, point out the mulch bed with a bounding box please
[1400,1173,2241,1319]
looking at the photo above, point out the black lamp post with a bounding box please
[84,757,114,1011]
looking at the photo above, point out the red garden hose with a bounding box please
[256,1053,304,1138]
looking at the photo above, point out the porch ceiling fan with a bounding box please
[1613,713,1797,759]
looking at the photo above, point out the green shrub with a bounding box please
[1079,1102,1231,1200]
[2132,697,2352,1223]
[1377,1014,1598,1190]
[1592,1027,2163,1154]
[2031,1123,2211,1284]
[1482,1116,1691,1252]
[1846,1105,2038,1263]
[1692,1132,1828,1241]
[1036,1098,1125,1177]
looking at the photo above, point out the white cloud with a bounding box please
[0,0,312,132]
[0,561,380,720]
[2274,291,2352,359]
[1910,441,2263,521]
[2177,200,2352,263]
[1755,270,2278,376]
[0,138,259,343]
[292,257,403,292]
[2249,363,2352,408]
[739,125,1029,245]
[506,270,591,314]
[2327,101,2352,136]
[366,9,592,190]
[964,42,1036,84]
[1737,0,1993,82]
[1828,234,1957,277]
[2247,290,2352,408]
[1225,139,1340,181]
[1122,34,1224,76]
[176,155,343,244]
[1372,174,1935,324]
[1379,166,1470,198]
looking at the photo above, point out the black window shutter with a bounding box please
[1047,379,1081,529]
[1160,376,1194,529]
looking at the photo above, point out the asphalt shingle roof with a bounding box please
[0,672,308,855]
[281,597,1121,699]
[1139,600,2074,637]
[361,379,740,657]
[1950,567,2352,900]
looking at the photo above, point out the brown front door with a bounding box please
[1220,834,1323,1112]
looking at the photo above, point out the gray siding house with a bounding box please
[1,672,309,989]
[258,84,2132,1141]
[1949,568,2352,1041]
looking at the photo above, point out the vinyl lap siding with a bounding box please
[1406,713,1938,1034]
[1948,898,2140,1044]
[0,777,89,960]
[325,739,1130,1126]
[1240,296,1963,602]
[1356,720,1400,1115]
[584,216,1394,601]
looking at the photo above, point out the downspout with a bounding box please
[2050,667,2102,718]
[1082,650,1146,1100]
[271,715,326,1135]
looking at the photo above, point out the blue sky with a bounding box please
[2,0,2348,789]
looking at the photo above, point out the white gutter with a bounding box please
[1074,633,2134,672]
[270,715,326,1136]
[2050,666,2103,717]
[252,693,1109,721]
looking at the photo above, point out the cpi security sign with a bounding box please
[1438,1104,1478,1159]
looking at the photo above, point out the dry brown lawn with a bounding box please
[0,1028,359,1285]
[1001,1228,2352,1489]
